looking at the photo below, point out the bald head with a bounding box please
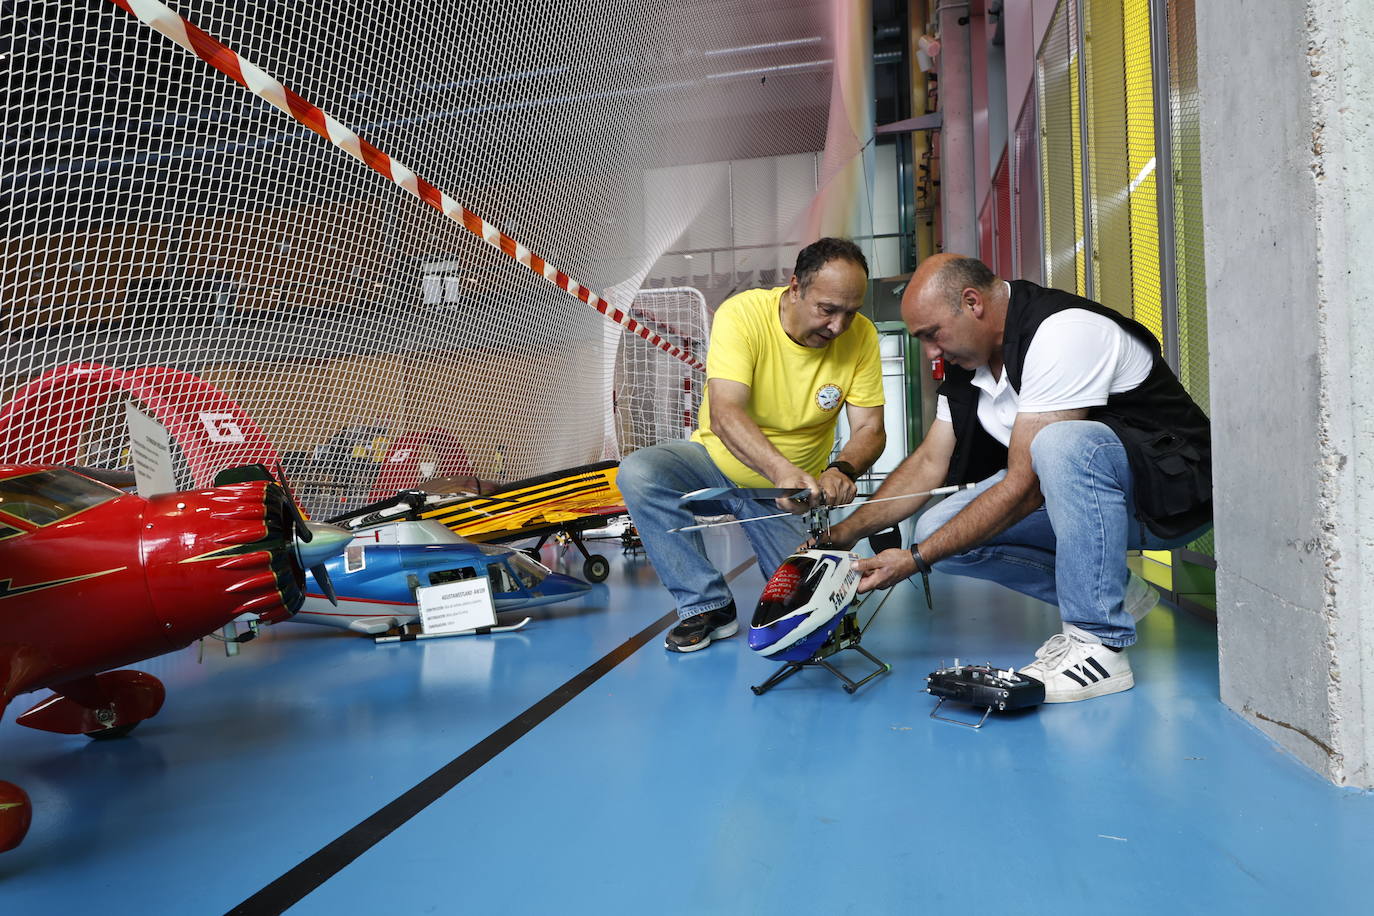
[901,254,1006,371]
[905,254,998,318]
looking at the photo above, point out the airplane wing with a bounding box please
[417,461,624,543]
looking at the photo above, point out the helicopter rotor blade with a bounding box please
[678,486,811,504]
[667,483,977,534]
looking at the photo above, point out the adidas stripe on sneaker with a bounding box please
[1020,626,1134,703]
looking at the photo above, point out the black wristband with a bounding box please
[909,544,932,575]
[824,460,859,482]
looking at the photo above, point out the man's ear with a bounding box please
[963,286,984,318]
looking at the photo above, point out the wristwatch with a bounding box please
[909,543,933,575]
[824,460,859,482]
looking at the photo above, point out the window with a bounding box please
[427,566,477,586]
[0,470,119,525]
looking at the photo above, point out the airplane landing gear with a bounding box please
[583,555,610,583]
[0,781,32,852]
[15,670,166,737]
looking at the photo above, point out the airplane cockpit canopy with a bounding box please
[0,469,121,527]
[506,552,549,590]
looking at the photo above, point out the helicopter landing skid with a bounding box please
[750,615,892,696]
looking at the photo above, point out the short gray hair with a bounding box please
[934,257,996,311]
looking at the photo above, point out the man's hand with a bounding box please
[817,466,858,508]
[772,467,821,513]
[805,519,859,552]
[854,548,919,593]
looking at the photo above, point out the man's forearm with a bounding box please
[917,478,1042,563]
[831,449,946,541]
[711,404,796,483]
[833,425,885,476]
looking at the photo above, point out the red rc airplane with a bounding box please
[0,464,349,852]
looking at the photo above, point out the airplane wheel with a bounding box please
[85,722,139,741]
[0,781,32,852]
[583,555,610,583]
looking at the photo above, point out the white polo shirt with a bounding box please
[935,306,1153,446]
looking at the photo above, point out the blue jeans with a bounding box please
[618,440,807,620]
[913,421,1210,648]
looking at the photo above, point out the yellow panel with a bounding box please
[1135,551,1174,591]
[1123,0,1162,341]
[1069,40,1087,296]
[1083,0,1128,314]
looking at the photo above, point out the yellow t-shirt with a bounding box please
[691,286,885,487]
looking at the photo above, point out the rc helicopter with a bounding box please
[674,481,976,695]
[287,519,594,638]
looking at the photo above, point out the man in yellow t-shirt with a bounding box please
[618,237,887,652]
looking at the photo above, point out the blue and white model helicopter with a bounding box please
[674,482,975,694]
[292,519,594,639]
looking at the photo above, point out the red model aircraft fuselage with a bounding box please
[0,465,323,852]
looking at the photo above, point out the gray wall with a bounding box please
[1197,0,1374,785]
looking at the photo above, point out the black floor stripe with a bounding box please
[227,556,758,915]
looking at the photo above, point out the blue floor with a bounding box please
[3,529,1372,914]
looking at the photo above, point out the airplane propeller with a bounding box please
[212,464,349,605]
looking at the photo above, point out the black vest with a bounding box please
[939,280,1212,539]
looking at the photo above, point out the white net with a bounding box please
[613,287,709,454]
[2,0,848,518]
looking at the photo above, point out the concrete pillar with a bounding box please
[1198,0,1374,786]
[937,3,977,254]
[803,0,874,250]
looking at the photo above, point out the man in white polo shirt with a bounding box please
[824,253,1212,702]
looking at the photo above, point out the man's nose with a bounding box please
[923,341,942,360]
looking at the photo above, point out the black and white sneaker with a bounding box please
[665,603,738,653]
[1021,625,1134,703]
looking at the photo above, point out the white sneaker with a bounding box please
[1021,625,1134,703]
[1124,573,1160,622]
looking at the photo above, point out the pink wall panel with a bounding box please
[1003,0,1063,145]
[979,194,996,265]
[1004,0,1037,143]
[971,11,991,212]
[995,154,1013,277]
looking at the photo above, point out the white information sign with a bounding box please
[416,576,497,635]
[124,402,177,498]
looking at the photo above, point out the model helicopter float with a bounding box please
[287,519,594,639]
[0,464,350,852]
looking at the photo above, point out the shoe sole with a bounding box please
[1042,670,1135,703]
[664,620,739,653]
